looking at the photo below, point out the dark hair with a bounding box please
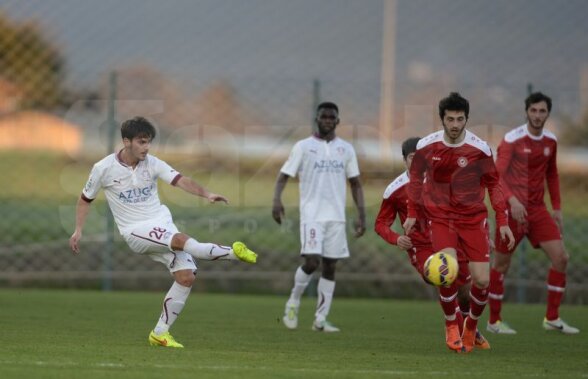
[525,92,552,112]
[438,92,469,119]
[121,116,156,140]
[401,137,420,159]
[317,101,339,114]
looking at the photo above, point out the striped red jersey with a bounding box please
[407,130,508,226]
[496,124,560,210]
[375,171,431,249]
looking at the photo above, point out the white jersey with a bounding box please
[82,151,182,235]
[281,136,360,222]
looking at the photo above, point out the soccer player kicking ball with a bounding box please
[273,102,366,333]
[403,93,515,353]
[487,92,579,335]
[69,116,257,348]
[375,137,490,352]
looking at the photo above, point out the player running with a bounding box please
[375,137,490,352]
[403,93,515,353]
[69,116,257,348]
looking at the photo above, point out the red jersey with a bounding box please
[496,124,560,210]
[375,172,430,249]
[407,130,508,226]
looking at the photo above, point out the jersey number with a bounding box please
[149,227,167,240]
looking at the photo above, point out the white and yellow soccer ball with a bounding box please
[423,252,458,287]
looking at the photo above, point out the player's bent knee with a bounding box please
[174,270,196,287]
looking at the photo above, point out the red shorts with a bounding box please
[494,205,561,254]
[409,245,470,287]
[430,218,490,263]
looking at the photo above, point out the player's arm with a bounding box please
[496,139,526,223]
[482,155,515,250]
[69,195,93,255]
[272,172,290,224]
[375,196,411,249]
[403,150,425,234]
[175,176,228,204]
[349,176,366,238]
[546,143,563,231]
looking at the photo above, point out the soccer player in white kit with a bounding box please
[69,116,257,348]
[272,102,366,332]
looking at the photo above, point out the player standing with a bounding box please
[272,102,366,332]
[69,116,257,348]
[403,93,515,353]
[487,92,579,335]
[375,137,490,351]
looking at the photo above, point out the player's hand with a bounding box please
[509,197,527,224]
[207,193,229,204]
[354,217,366,238]
[499,225,515,251]
[272,200,285,224]
[552,210,564,234]
[69,230,82,255]
[403,217,416,235]
[396,235,413,250]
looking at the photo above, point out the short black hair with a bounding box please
[317,101,339,114]
[121,116,156,140]
[439,92,469,119]
[401,137,420,159]
[525,92,552,112]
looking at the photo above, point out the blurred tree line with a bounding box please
[0,12,65,110]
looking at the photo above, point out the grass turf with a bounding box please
[0,289,586,379]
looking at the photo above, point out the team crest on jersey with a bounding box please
[141,169,151,182]
[544,147,550,156]
[336,147,345,155]
[457,157,468,167]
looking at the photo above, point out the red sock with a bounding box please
[438,284,459,325]
[466,285,488,330]
[488,268,504,324]
[455,306,465,334]
[546,268,566,321]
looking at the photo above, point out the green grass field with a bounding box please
[1,289,586,379]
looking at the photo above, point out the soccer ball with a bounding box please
[423,252,458,287]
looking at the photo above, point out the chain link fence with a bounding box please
[0,1,587,303]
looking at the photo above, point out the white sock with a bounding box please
[184,238,235,261]
[154,281,191,335]
[314,277,335,322]
[287,266,313,305]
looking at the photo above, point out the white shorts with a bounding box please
[300,221,349,259]
[123,217,197,273]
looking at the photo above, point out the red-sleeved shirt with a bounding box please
[407,130,508,227]
[496,124,560,210]
[375,172,431,249]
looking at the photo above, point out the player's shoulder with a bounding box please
[93,153,117,170]
[464,130,492,156]
[416,131,444,150]
[543,128,557,142]
[334,137,356,152]
[504,124,528,143]
[383,172,409,199]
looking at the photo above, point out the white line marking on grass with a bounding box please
[0,361,570,377]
